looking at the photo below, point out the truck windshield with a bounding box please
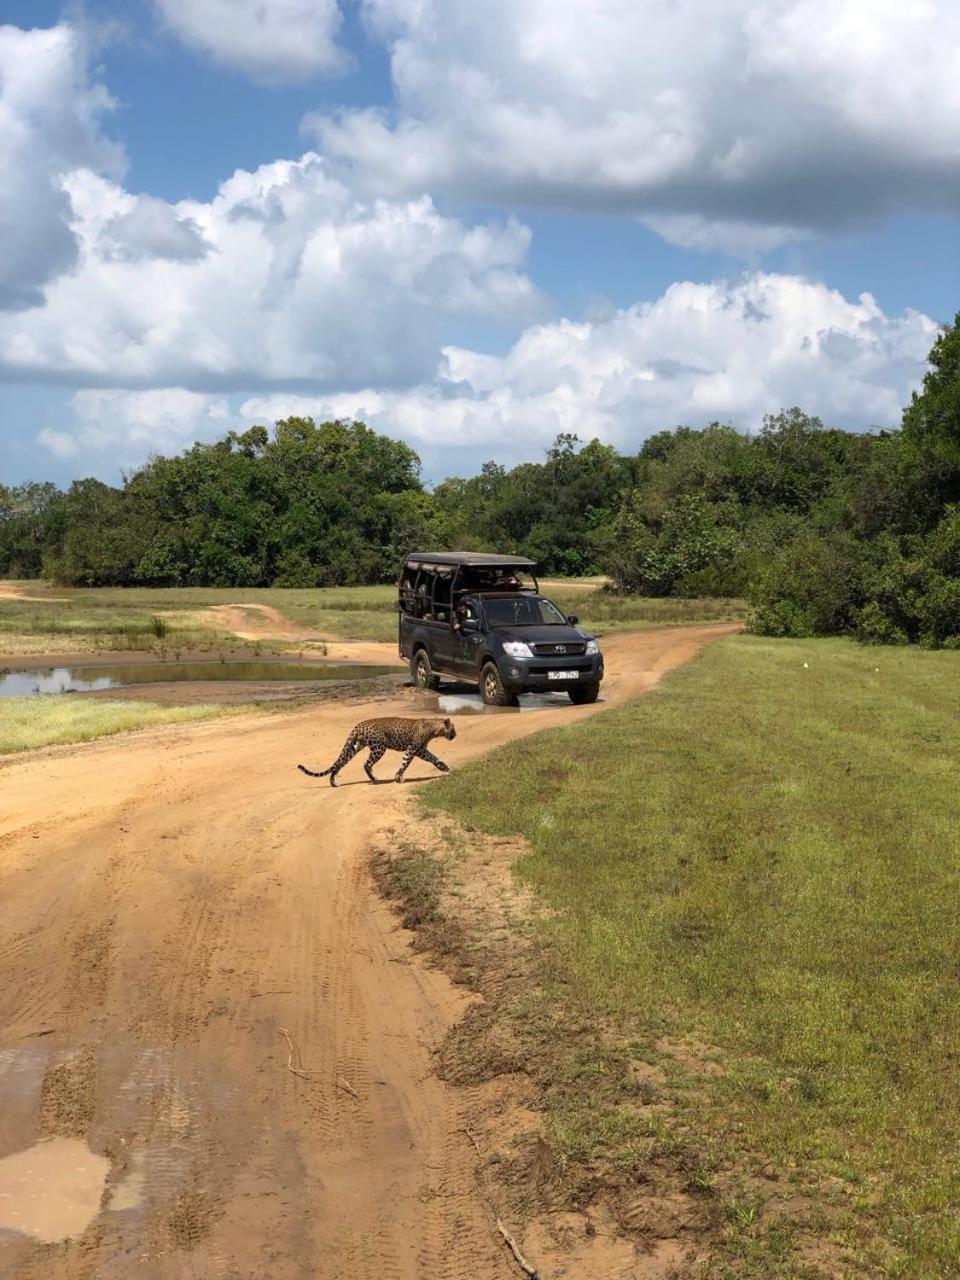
[483,596,568,627]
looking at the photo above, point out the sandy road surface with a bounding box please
[0,625,736,1279]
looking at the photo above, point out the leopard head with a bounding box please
[442,717,456,740]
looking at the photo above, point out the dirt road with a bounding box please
[205,603,394,664]
[0,625,736,1279]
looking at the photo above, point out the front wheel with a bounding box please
[480,662,518,707]
[568,683,600,705]
[411,649,440,691]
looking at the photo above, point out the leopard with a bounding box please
[297,716,456,787]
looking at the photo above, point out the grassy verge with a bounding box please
[556,590,750,632]
[1,580,748,652]
[415,634,960,1277]
[0,697,255,755]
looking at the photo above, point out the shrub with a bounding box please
[916,574,960,648]
[855,602,908,646]
[749,599,813,638]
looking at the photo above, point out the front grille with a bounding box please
[531,642,586,656]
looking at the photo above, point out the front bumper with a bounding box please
[500,654,603,692]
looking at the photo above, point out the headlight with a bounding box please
[585,639,599,655]
[502,640,533,658]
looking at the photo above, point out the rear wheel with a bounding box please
[411,649,440,691]
[480,662,518,707]
[568,683,600,705]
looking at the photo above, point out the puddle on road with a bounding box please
[107,1152,146,1213]
[425,689,601,715]
[0,661,402,699]
[0,1137,110,1244]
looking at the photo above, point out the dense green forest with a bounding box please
[3,315,960,646]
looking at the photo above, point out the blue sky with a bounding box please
[1,1,957,489]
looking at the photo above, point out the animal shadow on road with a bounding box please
[300,774,441,788]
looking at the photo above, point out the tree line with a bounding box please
[3,314,959,646]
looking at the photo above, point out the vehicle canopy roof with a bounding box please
[402,551,538,569]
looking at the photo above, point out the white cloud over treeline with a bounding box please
[0,9,950,478]
[42,274,935,473]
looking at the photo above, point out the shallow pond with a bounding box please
[0,661,402,699]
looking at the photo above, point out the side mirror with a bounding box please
[462,617,479,631]
[567,614,579,625]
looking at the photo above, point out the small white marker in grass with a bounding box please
[802,662,809,669]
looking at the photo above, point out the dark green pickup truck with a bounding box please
[398,551,603,706]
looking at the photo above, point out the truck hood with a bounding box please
[492,624,596,646]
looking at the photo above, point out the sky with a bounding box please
[1,0,958,490]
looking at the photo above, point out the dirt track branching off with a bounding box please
[0,578,748,656]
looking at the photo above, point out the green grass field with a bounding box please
[0,580,748,653]
[0,697,254,754]
[421,635,960,1277]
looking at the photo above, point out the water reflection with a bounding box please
[0,661,402,699]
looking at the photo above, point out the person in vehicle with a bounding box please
[451,598,478,634]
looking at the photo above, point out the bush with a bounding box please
[749,599,813,638]
[749,532,865,636]
[855,602,908,646]
[916,574,960,648]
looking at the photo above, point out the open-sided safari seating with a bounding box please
[398,552,604,705]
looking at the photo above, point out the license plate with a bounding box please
[547,671,577,680]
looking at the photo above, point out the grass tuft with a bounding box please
[0,697,252,755]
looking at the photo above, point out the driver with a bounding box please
[452,598,477,634]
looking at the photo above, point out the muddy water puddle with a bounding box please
[0,660,402,699]
[418,688,603,715]
[0,1042,237,1258]
[0,1137,111,1243]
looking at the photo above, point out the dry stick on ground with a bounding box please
[277,1027,360,1098]
[461,1127,540,1279]
[278,1026,314,1081]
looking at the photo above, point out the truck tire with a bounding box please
[480,662,518,707]
[568,683,600,705]
[411,649,441,691]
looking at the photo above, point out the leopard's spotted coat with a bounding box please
[297,716,456,786]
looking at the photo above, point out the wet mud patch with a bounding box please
[0,1135,111,1245]
[0,1041,253,1273]
[38,1049,98,1139]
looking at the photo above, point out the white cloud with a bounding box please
[303,0,960,244]
[39,389,230,470]
[40,274,935,477]
[0,23,123,309]
[240,274,936,468]
[155,0,345,83]
[100,195,211,263]
[2,155,543,389]
[639,216,812,258]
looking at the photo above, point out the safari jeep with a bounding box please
[398,552,604,705]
